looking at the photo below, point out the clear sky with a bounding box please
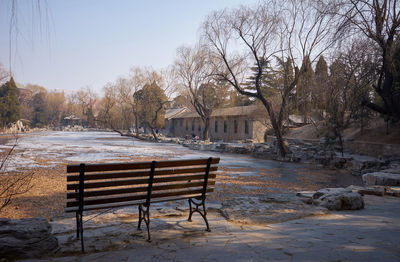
[0,0,259,94]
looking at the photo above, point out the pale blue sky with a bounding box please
[0,0,259,93]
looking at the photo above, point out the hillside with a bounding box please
[285,118,400,145]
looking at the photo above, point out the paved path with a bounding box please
[22,195,400,262]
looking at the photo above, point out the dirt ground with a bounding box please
[0,161,359,220]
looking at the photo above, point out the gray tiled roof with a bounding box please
[169,105,264,119]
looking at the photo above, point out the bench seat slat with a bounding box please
[66,188,214,207]
[64,193,213,213]
[67,180,216,199]
[67,173,216,190]
[67,166,218,182]
[67,158,220,173]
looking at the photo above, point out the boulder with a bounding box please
[362,171,400,186]
[313,187,349,199]
[319,192,365,210]
[0,217,58,259]
[312,188,364,211]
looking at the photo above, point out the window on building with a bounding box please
[245,120,249,134]
[192,121,195,131]
[234,120,238,134]
[215,120,218,133]
[180,119,183,127]
[185,120,188,130]
[224,121,227,133]
[198,124,201,131]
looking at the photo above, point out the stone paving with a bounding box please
[21,195,400,262]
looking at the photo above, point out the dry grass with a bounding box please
[0,166,66,219]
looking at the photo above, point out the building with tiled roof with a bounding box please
[164,105,269,142]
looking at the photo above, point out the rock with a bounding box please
[226,144,250,154]
[352,159,388,174]
[311,188,364,211]
[313,187,350,199]
[379,168,400,174]
[346,185,385,196]
[319,192,364,210]
[385,187,400,197]
[296,191,316,204]
[362,172,400,186]
[296,191,315,199]
[0,217,58,259]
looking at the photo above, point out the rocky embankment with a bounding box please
[134,133,398,175]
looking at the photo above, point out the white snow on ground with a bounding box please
[1,131,201,171]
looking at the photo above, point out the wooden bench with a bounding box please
[65,157,220,252]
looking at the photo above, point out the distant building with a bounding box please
[165,105,268,142]
[64,115,82,126]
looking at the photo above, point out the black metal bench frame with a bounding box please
[66,157,218,252]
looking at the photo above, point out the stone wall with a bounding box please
[134,133,396,175]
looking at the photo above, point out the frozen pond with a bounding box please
[0,131,362,191]
[0,131,301,168]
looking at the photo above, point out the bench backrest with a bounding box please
[65,158,220,212]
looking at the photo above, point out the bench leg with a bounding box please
[76,212,80,239]
[138,204,151,242]
[75,211,84,252]
[137,205,142,229]
[188,198,210,232]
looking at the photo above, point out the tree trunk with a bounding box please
[360,107,364,136]
[150,127,158,141]
[202,117,210,140]
[134,114,139,138]
[270,115,287,158]
[336,127,344,157]
[259,97,287,157]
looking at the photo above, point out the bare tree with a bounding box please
[202,0,339,157]
[72,87,98,127]
[0,136,34,212]
[114,77,135,130]
[325,40,376,155]
[46,91,67,127]
[4,0,51,74]
[128,67,146,136]
[97,83,119,130]
[133,69,172,140]
[174,45,223,140]
[0,63,9,85]
[336,0,400,121]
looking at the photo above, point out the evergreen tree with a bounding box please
[313,56,329,113]
[85,106,95,127]
[243,58,278,97]
[0,77,21,127]
[275,57,295,118]
[32,92,47,127]
[296,56,314,120]
[135,81,168,138]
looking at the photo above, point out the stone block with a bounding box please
[362,172,400,186]
[0,217,58,259]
